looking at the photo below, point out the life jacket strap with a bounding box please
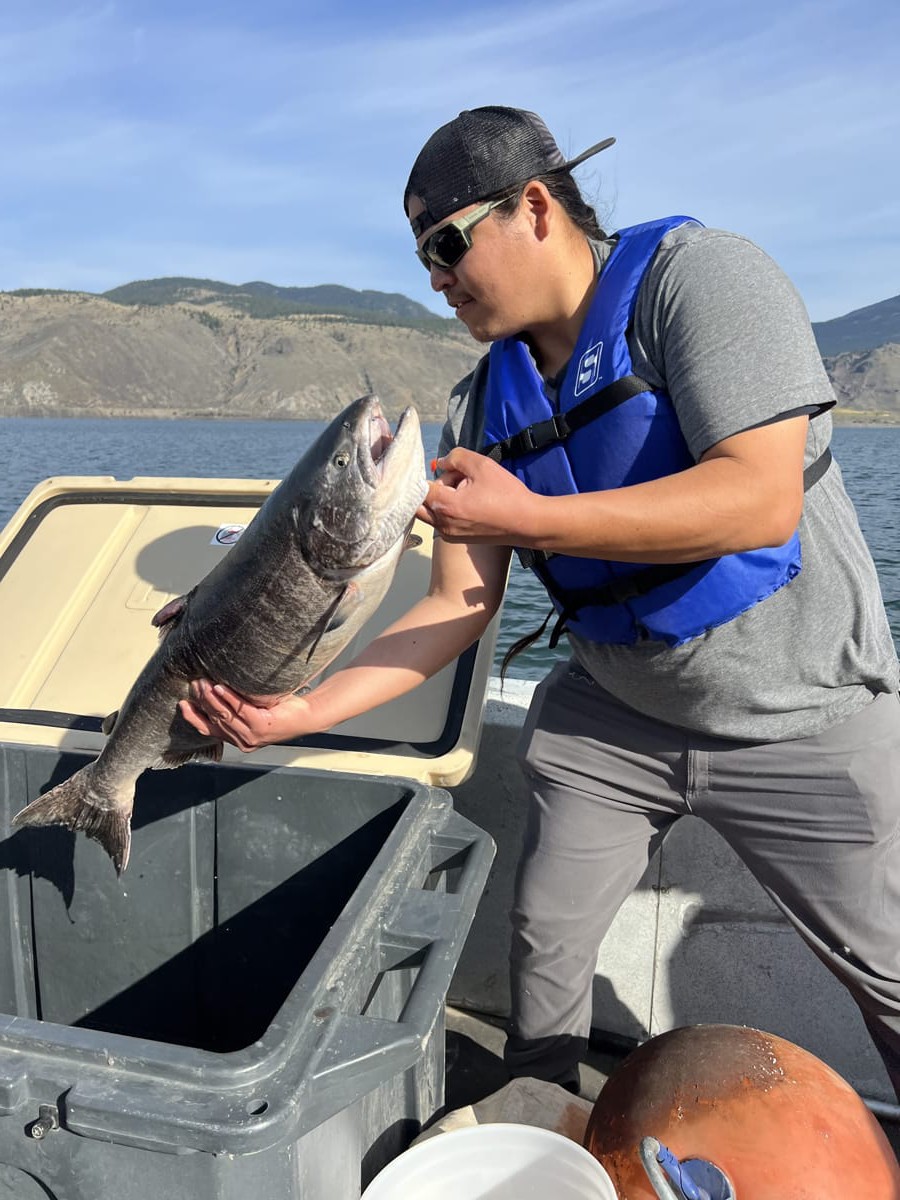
[483,374,652,462]
[802,445,832,490]
[522,446,833,643]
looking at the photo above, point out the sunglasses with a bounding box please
[415,196,510,271]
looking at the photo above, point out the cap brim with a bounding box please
[562,136,616,172]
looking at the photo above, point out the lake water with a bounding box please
[0,417,897,680]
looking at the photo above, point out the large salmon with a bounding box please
[12,394,427,873]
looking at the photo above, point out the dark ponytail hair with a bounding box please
[494,169,606,239]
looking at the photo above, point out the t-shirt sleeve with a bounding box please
[437,355,490,457]
[631,226,836,460]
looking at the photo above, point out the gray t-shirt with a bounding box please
[439,222,899,740]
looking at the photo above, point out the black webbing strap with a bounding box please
[802,445,832,491]
[482,374,651,462]
[520,445,834,641]
[537,561,704,624]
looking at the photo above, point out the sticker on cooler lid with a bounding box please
[211,524,246,546]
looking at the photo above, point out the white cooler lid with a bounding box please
[0,475,503,786]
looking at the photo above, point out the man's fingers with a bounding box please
[219,717,263,753]
[180,698,259,751]
[183,679,281,752]
[436,447,478,471]
[179,699,213,737]
[210,681,245,707]
[433,469,466,487]
[191,679,239,722]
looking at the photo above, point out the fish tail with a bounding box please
[11,767,133,875]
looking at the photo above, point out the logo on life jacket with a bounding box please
[574,340,603,396]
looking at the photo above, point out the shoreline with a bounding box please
[0,408,449,424]
[2,409,899,427]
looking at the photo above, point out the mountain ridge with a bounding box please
[13,276,451,329]
[812,294,900,357]
[10,275,899,354]
[0,290,479,423]
[1,280,898,423]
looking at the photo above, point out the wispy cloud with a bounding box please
[1,0,897,319]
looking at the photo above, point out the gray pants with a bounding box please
[505,660,900,1097]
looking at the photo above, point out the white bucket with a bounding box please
[361,1122,618,1199]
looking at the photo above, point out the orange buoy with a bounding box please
[583,1024,900,1199]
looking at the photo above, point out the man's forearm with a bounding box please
[300,593,496,732]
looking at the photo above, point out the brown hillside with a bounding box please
[1,291,899,424]
[0,293,482,422]
[825,343,900,424]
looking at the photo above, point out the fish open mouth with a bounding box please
[370,412,393,469]
[358,400,419,488]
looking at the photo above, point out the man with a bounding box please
[183,107,900,1098]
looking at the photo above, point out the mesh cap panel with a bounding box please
[405,106,614,234]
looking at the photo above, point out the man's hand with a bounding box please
[179,680,314,753]
[418,448,542,544]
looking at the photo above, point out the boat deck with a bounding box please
[444,1006,900,1163]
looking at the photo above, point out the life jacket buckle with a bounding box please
[514,412,571,455]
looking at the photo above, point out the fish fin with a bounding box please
[302,583,358,666]
[405,532,423,551]
[12,768,133,875]
[324,583,358,632]
[304,588,357,672]
[101,709,119,736]
[152,741,225,769]
[151,591,193,639]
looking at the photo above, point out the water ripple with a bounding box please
[0,419,896,680]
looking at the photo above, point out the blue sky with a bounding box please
[1,0,897,322]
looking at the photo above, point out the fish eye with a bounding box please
[333,451,351,468]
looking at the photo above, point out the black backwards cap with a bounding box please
[405,106,615,238]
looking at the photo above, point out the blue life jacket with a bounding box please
[482,215,826,647]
